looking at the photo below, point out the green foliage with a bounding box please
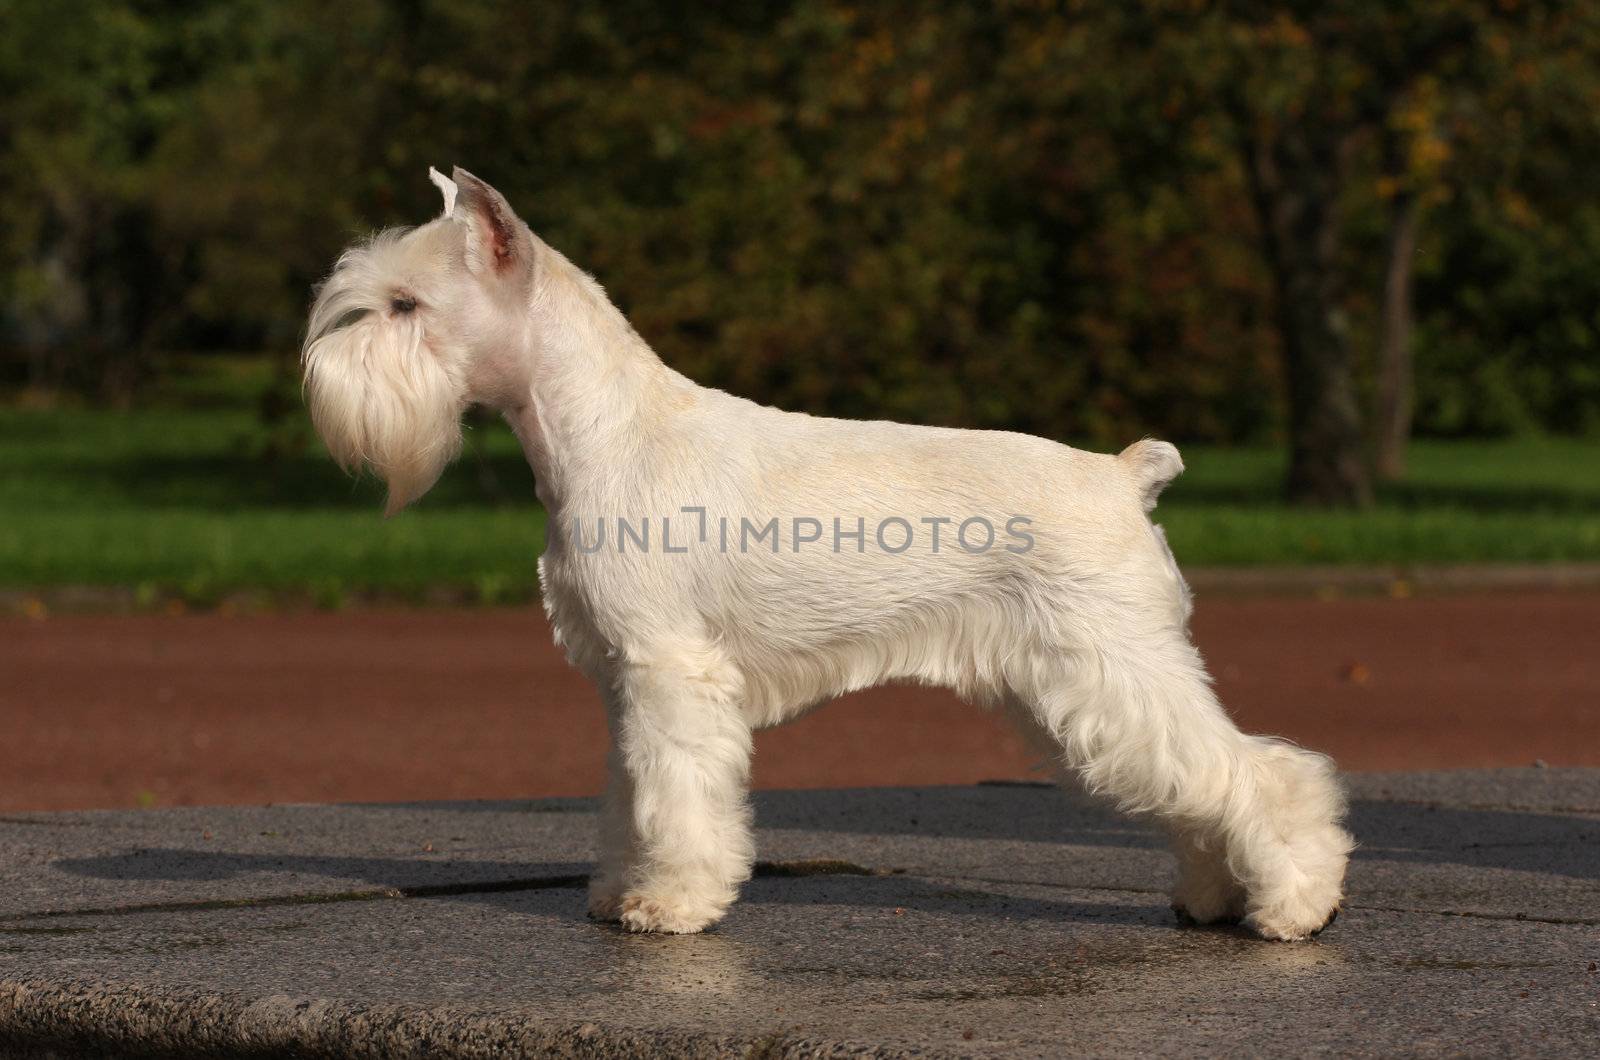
[2,1,1598,442]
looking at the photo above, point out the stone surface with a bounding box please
[2,772,1598,1057]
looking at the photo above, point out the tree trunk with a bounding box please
[1374,190,1419,482]
[1243,128,1373,508]
[1279,289,1371,507]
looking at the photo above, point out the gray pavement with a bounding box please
[1,771,1597,1057]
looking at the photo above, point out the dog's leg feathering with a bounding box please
[1010,620,1352,942]
[609,642,755,934]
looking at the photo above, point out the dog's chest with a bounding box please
[537,552,615,677]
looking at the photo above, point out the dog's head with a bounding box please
[302,167,537,514]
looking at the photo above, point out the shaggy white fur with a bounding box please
[303,167,1353,941]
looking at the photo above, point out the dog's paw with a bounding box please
[1171,869,1247,927]
[587,881,625,922]
[1246,880,1343,941]
[1243,822,1351,941]
[1249,901,1341,942]
[617,892,722,934]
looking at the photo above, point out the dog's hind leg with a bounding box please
[1002,684,1247,926]
[1009,623,1352,941]
[608,641,755,934]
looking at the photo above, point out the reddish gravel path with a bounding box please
[3,593,1596,811]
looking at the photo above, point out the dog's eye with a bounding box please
[391,296,417,314]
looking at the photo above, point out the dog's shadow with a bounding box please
[39,788,1597,932]
[40,786,1160,927]
[749,786,1600,882]
[381,785,1600,882]
[42,848,1158,928]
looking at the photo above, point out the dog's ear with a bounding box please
[427,166,457,217]
[451,166,533,282]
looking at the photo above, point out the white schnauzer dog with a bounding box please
[302,167,1352,941]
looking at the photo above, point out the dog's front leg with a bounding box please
[608,649,754,934]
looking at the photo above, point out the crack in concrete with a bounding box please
[5,857,1593,932]
[1349,903,1600,927]
[752,858,900,878]
[928,873,1600,929]
[0,859,893,925]
[1354,798,1600,816]
[0,874,592,925]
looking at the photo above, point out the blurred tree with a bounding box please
[1130,0,1596,502]
[0,0,270,400]
[1413,3,1600,440]
[1133,3,1395,504]
[1,0,1596,484]
[1367,1,1594,480]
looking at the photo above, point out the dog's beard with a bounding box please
[303,312,464,515]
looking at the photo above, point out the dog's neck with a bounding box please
[502,249,674,512]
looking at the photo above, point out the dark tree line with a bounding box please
[3,0,1597,505]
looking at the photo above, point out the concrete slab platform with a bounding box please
[2,771,1597,1056]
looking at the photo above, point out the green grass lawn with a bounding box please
[3,358,1597,601]
[1160,438,1600,566]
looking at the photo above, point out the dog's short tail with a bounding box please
[1118,438,1184,512]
